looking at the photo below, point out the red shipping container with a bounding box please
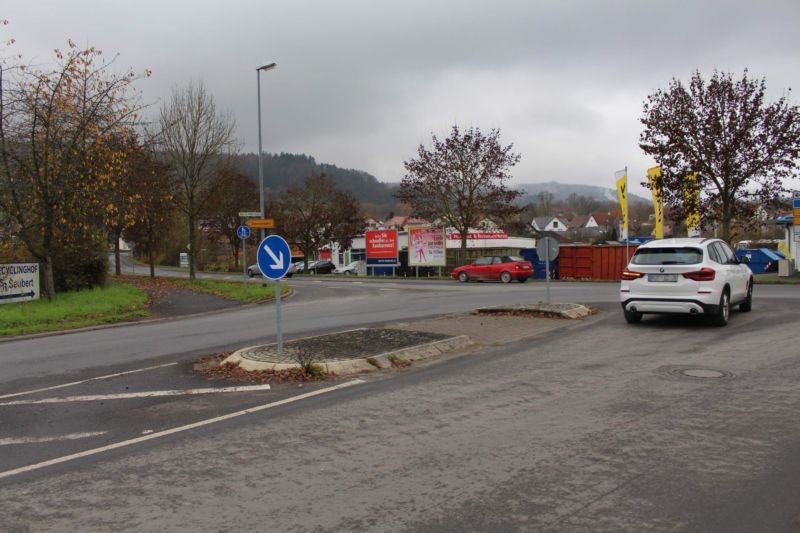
[558,245,637,281]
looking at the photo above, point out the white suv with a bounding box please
[620,238,753,326]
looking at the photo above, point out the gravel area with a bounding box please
[236,328,452,364]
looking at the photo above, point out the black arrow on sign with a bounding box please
[0,290,35,300]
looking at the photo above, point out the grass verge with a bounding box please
[168,278,290,302]
[753,273,800,284]
[0,284,149,337]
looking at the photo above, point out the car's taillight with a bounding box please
[682,267,716,281]
[621,270,644,280]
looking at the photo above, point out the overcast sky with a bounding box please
[4,0,800,197]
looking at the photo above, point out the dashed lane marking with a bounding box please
[0,384,273,406]
[0,362,180,400]
[0,432,108,446]
[0,379,365,480]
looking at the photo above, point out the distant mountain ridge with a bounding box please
[236,153,650,217]
[516,181,651,205]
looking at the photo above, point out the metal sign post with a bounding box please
[257,235,291,354]
[237,225,252,289]
[536,237,560,305]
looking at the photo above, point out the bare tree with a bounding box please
[204,167,258,270]
[640,69,800,243]
[398,125,521,263]
[158,81,235,279]
[270,174,363,271]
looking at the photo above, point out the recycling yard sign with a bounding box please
[0,263,40,304]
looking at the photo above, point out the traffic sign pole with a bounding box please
[257,235,292,355]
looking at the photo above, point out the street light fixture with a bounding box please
[256,62,277,241]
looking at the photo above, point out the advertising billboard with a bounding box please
[408,226,446,266]
[366,230,399,266]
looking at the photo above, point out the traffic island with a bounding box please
[473,302,593,319]
[220,328,472,376]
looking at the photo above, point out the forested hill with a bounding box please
[235,153,400,216]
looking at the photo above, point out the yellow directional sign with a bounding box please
[246,218,275,229]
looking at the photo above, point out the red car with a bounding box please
[452,255,533,283]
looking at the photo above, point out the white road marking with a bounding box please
[0,384,273,406]
[0,432,108,446]
[0,379,365,480]
[379,288,398,291]
[0,362,179,400]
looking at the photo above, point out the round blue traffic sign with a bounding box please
[257,235,292,280]
[236,225,251,240]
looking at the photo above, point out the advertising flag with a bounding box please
[615,169,628,240]
[647,166,664,239]
[684,172,700,237]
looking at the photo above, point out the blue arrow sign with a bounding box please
[236,225,251,240]
[257,235,291,280]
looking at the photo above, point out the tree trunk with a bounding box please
[460,234,468,266]
[149,248,155,278]
[188,213,196,280]
[114,232,122,276]
[43,254,55,301]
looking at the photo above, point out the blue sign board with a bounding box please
[257,235,292,280]
[794,198,800,209]
[236,225,251,240]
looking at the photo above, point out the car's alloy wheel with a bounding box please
[711,290,730,326]
[739,280,753,312]
[458,272,469,282]
[500,271,512,283]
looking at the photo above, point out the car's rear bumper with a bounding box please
[621,298,719,316]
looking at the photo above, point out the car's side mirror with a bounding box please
[738,256,749,264]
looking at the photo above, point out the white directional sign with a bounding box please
[0,263,40,304]
[256,235,292,280]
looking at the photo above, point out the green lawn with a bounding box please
[753,273,800,284]
[169,278,290,302]
[0,284,150,337]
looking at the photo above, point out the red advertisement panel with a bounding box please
[366,230,399,265]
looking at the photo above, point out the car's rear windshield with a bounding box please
[505,255,524,262]
[631,247,703,265]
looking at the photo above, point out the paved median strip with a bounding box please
[0,384,273,405]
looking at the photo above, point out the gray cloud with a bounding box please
[4,0,800,196]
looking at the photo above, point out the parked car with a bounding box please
[620,237,753,326]
[247,262,296,278]
[334,261,361,275]
[308,259,336,274]
[452,255,533,283]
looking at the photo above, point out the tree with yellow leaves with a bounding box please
[0,38,149,299]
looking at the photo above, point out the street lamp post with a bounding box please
[256,62,277,242]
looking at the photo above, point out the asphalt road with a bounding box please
[1,274,799,531]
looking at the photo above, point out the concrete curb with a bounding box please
[474,302,592,319]
[223,334,473,376]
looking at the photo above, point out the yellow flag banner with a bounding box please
[615,169,628,239]
[684,172,700,237]
[647,166,663,239]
